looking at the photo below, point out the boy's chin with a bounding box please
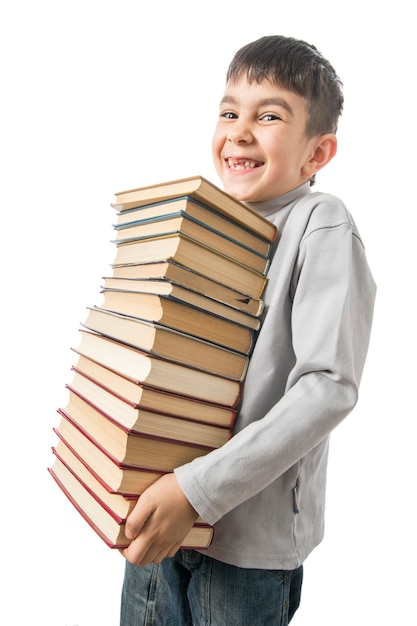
[225,188,262,204]
[221,180,259,203]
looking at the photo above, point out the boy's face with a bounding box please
[212,76,321,203]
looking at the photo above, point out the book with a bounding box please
[49,175,276,554]
[97,290,256,355]
[101,281,261,331]
[73,331,241,408]
[115,196,271,257]
[107,262,264,317]
[112,233,267,298]
[49,452,214,549]
[80,309,248,383]
[51,441,209,525]
[52,440,139,519]
[72,354,236,427]
[67,372,232,448]
[113,212,269,273]
[112,175,277,243]
[59,389,217,470]
[54,419,166,496]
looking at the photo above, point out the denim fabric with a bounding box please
[120,550,303,625]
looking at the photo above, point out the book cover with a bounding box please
[58,389,216,471]
[73,331,242,408]
[97,291,256,355]
[115,196,272,257]
[112,175,277,242]
[107,262,264,317]
[113,213,270,273]
[72,354,237,427]
[52,442,138,520]
[49,455,213,550]
[80,309,249,383]
[100,281,261,331]
[54,420,166,496]
[112,233,267,298]
[67,375,232,449]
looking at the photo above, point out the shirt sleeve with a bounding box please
[175,208,376,525]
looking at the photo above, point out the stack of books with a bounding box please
[49,175,277,550]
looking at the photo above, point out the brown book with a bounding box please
[54,419,165,496]
[96,290,256,355]
[51,441,209,524]
[115,196,271,257]
[52,440,139,519]
[67,372,232,448]
[113,213,269,274]
[72,354,236,427]
[108,263,264,317]
[112,175,277,243]
[111,233,267,298]
[49,452,213,549]
[80,309,248,383]
[100,280,261,330]
[59,389,216,471]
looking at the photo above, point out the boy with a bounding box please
[120,35,376,625]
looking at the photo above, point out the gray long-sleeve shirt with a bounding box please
[175,182,376,569]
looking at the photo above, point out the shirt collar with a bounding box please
[245,182,311,219]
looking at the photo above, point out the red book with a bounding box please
[49,450,213,550]
[71,353,237,428]
[53,420,165,496]
[58,389,218,472]
[74,329,243,406]
[66,376,232,449]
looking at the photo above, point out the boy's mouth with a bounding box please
[226,157,263,171]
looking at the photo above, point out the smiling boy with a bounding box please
[213,80,335,202]
[120,35,376,625]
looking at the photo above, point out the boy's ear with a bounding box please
[302,134,338,177]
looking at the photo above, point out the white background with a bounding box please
[1,1,415,624]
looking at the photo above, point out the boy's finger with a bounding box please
[124,502,153,540]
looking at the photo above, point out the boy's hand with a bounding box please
[122,473,198,566]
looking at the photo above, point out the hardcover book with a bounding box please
[72,354,237,427]
[49,452,213,549]
[58,389,217,471]
[100,279,261,330]
[107,262,264,317]
[68,372,232,448]
[113,212,270,273]
[114,196,272,256]
[80,309,249,382]
[112,232,267,298]
[112,175,277,242]
[97,289,256,355]
[54,419,166,496]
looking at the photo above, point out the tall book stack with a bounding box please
[49,175,277,550]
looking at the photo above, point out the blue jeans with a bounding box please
[120,550,303,625]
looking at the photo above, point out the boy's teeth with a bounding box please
[228,158,258,170]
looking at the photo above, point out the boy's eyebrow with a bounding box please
[220,95,294,116]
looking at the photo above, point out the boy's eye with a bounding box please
[260,113,281,122]
[221,111,238,119]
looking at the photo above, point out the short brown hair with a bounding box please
[226,35,344,137]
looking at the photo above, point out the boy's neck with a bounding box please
[246,181,311,217]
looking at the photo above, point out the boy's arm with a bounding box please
[174,210,376,524]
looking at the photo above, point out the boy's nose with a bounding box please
[227,126,253,144]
